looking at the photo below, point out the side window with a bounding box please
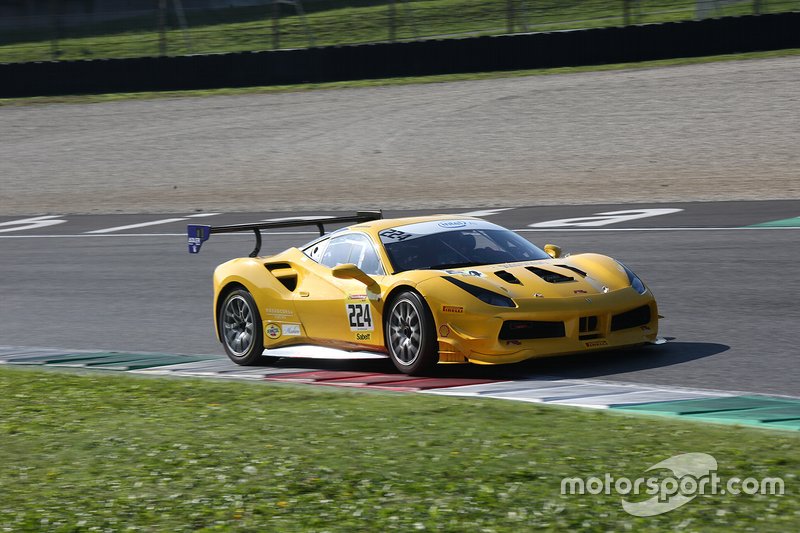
[320,234,384,275]
[350,236,384,276]
[320,237,355,269]
[303,238,329,262]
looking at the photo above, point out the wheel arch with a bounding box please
[381,284,439,374]
[383,284,437,325]
[214,281,249,341]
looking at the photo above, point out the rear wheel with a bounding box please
[385,291,438,375]
[219,289,263,365]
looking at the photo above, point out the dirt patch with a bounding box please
[2,56,798,214]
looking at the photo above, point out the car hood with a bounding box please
[430,253,633,299]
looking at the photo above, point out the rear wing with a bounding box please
[187,211,383,257]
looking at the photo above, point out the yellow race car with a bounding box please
[188,212,659,374]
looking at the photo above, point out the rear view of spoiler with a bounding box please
[187,211,383,257]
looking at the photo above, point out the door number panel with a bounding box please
[346,303,374,331]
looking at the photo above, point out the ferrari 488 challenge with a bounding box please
[188,211,659,374]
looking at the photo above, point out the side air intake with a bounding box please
[265,262,298,292]
[499,320,566,340]
[610,305,651,331]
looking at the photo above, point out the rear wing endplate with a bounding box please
[187,211,383,257]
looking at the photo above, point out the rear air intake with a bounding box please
[499,320,566,340]
[610,305,651,331]
[494,270,522,284]
[526,267,574,283]
[265,262,298,292]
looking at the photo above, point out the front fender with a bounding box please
[568,253,632,291]
[415,276,507,362]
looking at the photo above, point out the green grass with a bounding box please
[0,366,797,531]
[2,48,798,107]
[2,0,798,63]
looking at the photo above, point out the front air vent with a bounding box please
[579,316,598,333]
[526,267,574,284]
[610,305,651,331]
[265,262,298,292]
[494,270,522,284]
[557,265,587,277]
[499,320,566,340]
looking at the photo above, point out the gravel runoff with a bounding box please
[1,56,799,215]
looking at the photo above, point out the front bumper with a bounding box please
[435,288,658,364]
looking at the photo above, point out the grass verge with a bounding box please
[0,366,797,531]
[2,48,799,108]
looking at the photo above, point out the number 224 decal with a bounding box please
[346,303,373,331]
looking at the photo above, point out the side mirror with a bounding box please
[332,263,377,287]
[544,244,562,259]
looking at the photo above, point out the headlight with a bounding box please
[619,263,647,295]
[443,276,516,307]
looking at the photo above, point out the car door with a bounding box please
[293,233,386,348]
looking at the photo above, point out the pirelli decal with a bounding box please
[585,339,609,348]
[442,305,464,313]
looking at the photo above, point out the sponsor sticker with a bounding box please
[265,307,294,318]
[445,269,484,277]
[442,305,464,313]
[585,339,608,348]
[265,323,281,339]
[282,324,301,336]
[348,294,368,301]
[346,303,374,331]
[438,220,468,228]
[356,332,372,341]
[574,289,588,294]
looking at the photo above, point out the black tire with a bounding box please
[219,289,264,365]
[384,291,438,375]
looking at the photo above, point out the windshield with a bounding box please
[380,223,550,272]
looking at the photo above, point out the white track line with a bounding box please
[85,213,220,234]
[458,208,514,217]
[86,218,190,234]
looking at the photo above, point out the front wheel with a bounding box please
[219,289,264,365]
[384,291,438,375]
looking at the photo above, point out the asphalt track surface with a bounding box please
[1,56,799,215]
[1,200,798,396]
